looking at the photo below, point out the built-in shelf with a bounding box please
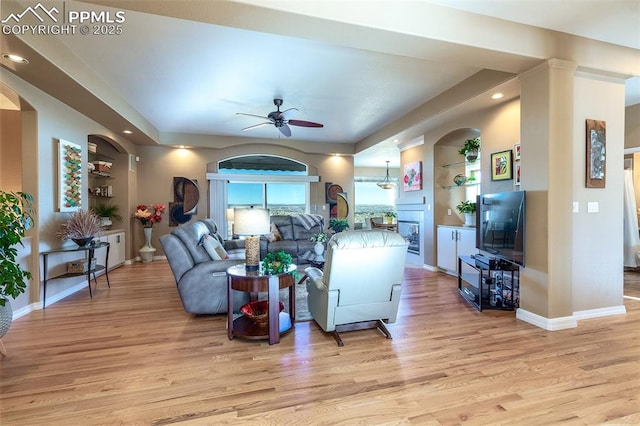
[442,160,479,169]
[89,171,113,179]
[442,182,480,190]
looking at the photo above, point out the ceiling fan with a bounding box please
[236,98,324,137]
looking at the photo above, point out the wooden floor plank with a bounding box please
[1,261,638,425]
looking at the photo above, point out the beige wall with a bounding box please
[405,98,521,267]
[519,59,626,325]
[624,103,640,149]
[571,72,626,312]
[135,144,354,255]
[1,68,138,310]
[0,109,23,191]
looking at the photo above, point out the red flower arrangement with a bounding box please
[134,203,166,228]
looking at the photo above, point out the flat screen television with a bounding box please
[476,190,526,267]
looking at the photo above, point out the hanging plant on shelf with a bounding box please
[458,137,481,162]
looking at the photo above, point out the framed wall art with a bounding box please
[514,162,521,186]
[513,143,521,160]
[491,149,513,181]
[586,119,606,188]
[403,161,422,191]
[58,139,82,212]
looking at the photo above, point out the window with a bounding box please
[354,181,396,226]
[222,155,310,215]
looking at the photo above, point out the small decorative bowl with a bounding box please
[240,300,285,323]
[72,237,94,247]
[453,174,467,186]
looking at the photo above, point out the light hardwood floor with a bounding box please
[1,261,639,425]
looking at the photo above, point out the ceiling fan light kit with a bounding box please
[237,98,324,137]
[377,160,397,189]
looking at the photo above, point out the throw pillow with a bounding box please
[202,234,229,260]
[265,223,283,242]
[271,223,283,241]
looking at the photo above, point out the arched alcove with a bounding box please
[434,127,481,227]
[87,134,133,263]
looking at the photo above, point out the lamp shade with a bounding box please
[233,208,270,236]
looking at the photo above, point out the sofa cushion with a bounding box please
[172,220,211,264]
[291,214,324,241]
[202,234,229,260]
[270,216,294,240]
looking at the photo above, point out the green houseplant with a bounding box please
[262,250,293,275]
[0,191,35,355]
[456,200,477,227]
[328,218,350,233]
[310,232,328,243]
[0,191,35,307]
[384,211,397,224]
[92,203,122,227]
[458,137,481,162]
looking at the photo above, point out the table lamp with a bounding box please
[233,208,270,271]
[226,208,235,239]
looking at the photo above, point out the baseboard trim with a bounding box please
[573,305,626,320]
[422,264,439,272]
[12,280,89,320]
[517,304,627,330]
[132,255,167,263]
[12,302,40,320]
[516,308,577,330]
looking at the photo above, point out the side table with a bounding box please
[227,264,296,345]
[40,241,110,308]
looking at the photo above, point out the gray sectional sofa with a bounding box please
[260,214,325,264]
[159,218,249,314]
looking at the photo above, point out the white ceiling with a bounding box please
[1,0,638,169]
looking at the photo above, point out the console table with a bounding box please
[226,264,296,345]
[41,242,110,308]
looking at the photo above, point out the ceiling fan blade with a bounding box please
[241,122,271,131]
[288,119,324,128]
[278,108,298,120]
[278,124,292,137]
[236,112,269,120]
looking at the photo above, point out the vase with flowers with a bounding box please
[134,203,165,262]
[310,232,329,255]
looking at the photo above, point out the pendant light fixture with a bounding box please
[377,160,396,189]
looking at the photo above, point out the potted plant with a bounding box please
[328,218,350,233]
[57,209,102,247]
[458,137,481,162]
[384,211,397,224]
[261,250,293,275]
[92,203,122,228]
[456,200,477,227]
[310,232,329,255]
[0,191,35,356]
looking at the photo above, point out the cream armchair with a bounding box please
[305,230,409,346]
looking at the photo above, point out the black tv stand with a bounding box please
[458,255,519,311]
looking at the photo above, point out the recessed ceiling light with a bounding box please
[123,130,133,134]
[2,53,29,64]
[491,92,504,100]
